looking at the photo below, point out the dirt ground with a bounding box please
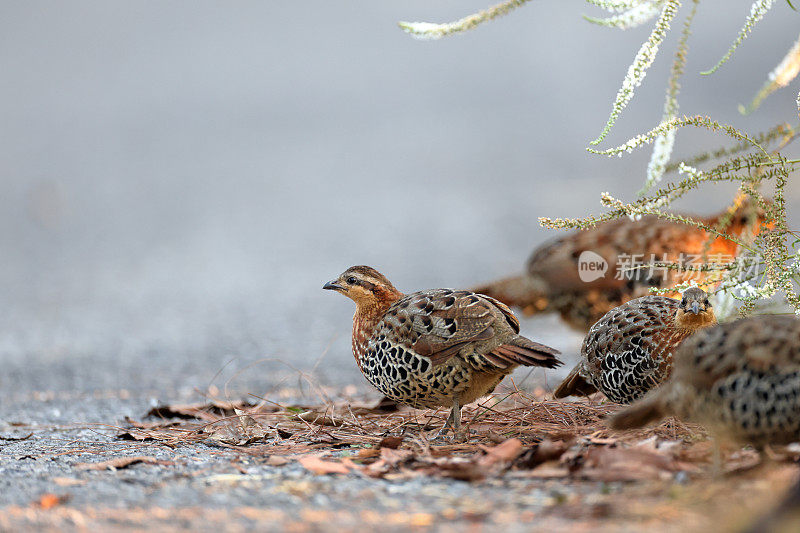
[1,387,797,532]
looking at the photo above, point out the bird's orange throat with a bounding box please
[350,292,403,368]
[674,309,717,331]
[352,291,402,324]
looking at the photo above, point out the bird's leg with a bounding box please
[450,396,461,432]
[450,396,469,442]
[429,397,462,441]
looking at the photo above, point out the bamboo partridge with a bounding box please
[474,202,762,332]
[609,315,800,446]
[553,287,716,404]
[324,265,562,433]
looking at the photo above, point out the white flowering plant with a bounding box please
[400,0,800,319]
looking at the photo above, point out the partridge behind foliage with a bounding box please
[324,266,562,432]
[474,202,763,332]
[609,315,800,446]
[554,288,716,404]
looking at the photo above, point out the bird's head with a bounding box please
[675,287,716,330]
[323,266,403,310]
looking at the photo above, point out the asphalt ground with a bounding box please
[1,2,799,530]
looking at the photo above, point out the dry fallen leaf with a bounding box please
[430,457,487,482]
[426,439,529,482]
[203,409,270,445]
[479,438,525,466]
[51,477,86,487]
[266,456,290,467]
[0,432,33,442]
[518,466,571,479]
[357,448,381,459]
[363,447,415,478]
[516,439,570,469]
[296,411,343,427]
[76,456,171,471]
[578,445,693,481]
[36,493,68,509]
[116,430,154,442]
[146,400,258,421]
[297,455,351,475]
[123,417,180,430]
[379,447,414,466]
[234,408,267,434]
[377,436,404,449]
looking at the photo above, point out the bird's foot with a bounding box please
[428,424,454,442]
[428,425,469,443]
[451,428,469,443]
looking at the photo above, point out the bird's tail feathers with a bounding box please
[552,365,597,399]
[489,336,562,369]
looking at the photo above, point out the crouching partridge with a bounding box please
[324,265,562,433]
[554,287,716,404]
[473,201,763,332]
[609,315,800,446]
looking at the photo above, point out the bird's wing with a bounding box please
[377,289,548,368]
[581,296,681,381]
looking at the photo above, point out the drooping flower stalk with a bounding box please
[398,0,534,41]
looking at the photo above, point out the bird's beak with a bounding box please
[323,280,344,291]
[690,301,701,315]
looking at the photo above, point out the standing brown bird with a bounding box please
[473,202,763,332]
[609,315,800,446]
[553,287,716,404]
[324,266,562,433]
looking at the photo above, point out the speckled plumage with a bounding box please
[356,289,556,409]
[554,288,716,404]
[474,203,764,332]
[325,266,562,432]
[609,315,800,445]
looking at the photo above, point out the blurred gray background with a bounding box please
[0,1,798,405]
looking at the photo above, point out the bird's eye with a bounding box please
[704,299,710,306]
[680,299,686,307]
[346,276,357,285]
